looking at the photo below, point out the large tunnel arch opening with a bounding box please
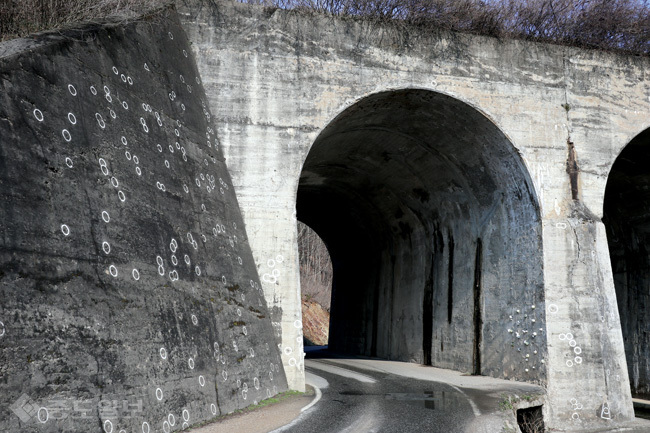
[603,127,650,400]
[297,89,546,382]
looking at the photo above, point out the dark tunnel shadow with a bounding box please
[603,127,650,402]
[297,89,546,383]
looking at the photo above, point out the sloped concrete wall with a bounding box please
[179,0,650,430]
[0,7,286,432]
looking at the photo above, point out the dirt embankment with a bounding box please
[302,299,330,346]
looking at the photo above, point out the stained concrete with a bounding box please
[0,8,287,432]
[178,0,650,431]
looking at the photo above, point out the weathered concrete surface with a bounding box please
[179,1,650,430]
[0,8,287,432]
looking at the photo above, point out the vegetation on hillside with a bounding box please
[297,222,333,310]
[1,0,648,55]
[0,0,163,42]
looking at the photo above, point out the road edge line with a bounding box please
[301,384,322,413]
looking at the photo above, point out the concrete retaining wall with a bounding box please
[0,7,287,432]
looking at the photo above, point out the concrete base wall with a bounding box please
[0,8,287,432]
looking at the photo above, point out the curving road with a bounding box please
[272,350,546,433]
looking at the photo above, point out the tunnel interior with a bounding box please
[297,89,546,381]
[604,127,650,399]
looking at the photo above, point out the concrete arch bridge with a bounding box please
[180,1,650,430]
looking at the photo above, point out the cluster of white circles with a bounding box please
[559,332,582,366]
[29,33,282,432]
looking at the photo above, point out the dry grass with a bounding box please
[0,0,169,42]
[1,0,648,55]
[249,0,650,55]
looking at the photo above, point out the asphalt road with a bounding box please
[271,350,541,433]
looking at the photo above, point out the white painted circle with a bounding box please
[38,407,48,423]
[199,375,205,386]
[195,266,201,276]
[168,414,175,426]
[0,321,5,337]
[118,191,125,202]
[132,269,140,280]
[188,358,194,369]
[211,403,217,415]
[548,304,559,313]
[182,409,190,422]
[104,419,113,433]
[566,360,574,367]
[191,315,198,325]
[65,157,73,168]
[109,265,118,277]
[156,387,163,400]
[102,242,111,254]
[102,211,110,223]
[160,347,167,359]
[68,84,77,96]
[142,422,150,433]
[112,66,119,74]
[136,167,141,176]
[574,356,582,364]
[33,108,44,121]
[156,256,164,266]
[90,86,97,95]
[122,101,128,110]
[67,112,77,124]
[62,129,72,142]
[61,224,70,236]
[574,347,582,354]
[163,421,170,433]
[96,113,105,128]
[566,333,574,340]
